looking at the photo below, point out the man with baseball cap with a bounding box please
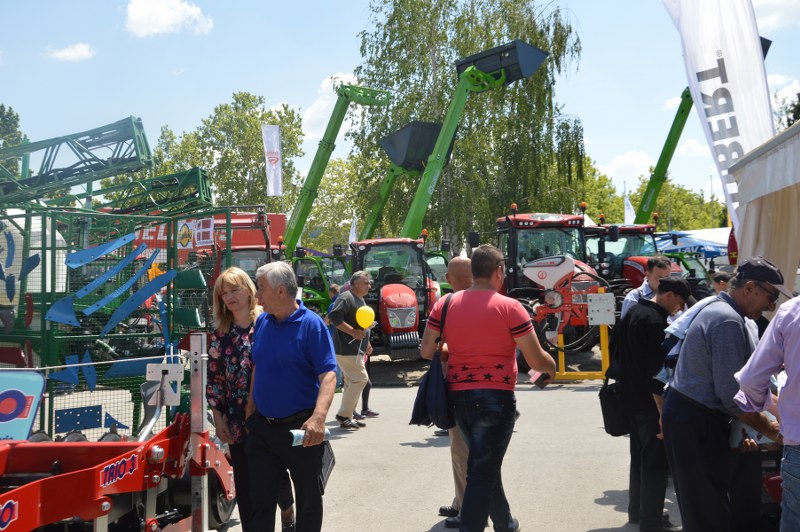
[661,256,786,532]
[615,276,691,531]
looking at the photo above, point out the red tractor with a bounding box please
[490,204,609,355]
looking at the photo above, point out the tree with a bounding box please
[350,0,584,244]
[197,93,305,210]
[776,91,800,130]
[0,104,24,176]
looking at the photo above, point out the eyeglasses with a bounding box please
[755,282,779,304]
[221,287,243,298]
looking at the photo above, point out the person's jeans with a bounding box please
[449,388,517,532]
[781,445,800,531]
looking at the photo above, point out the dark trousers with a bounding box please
[246,414,324,532]
[663,390,731,532]
[628,412,670,528]
[728,450,762,532]
[229,441,295,531]
[449,389,517,532]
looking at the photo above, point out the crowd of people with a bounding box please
[204,246,799,532]
[613,254,797,532]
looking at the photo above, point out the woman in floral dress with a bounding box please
[206,267,295,531]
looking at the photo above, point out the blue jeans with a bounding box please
[449,389,517,532]
[781,445,800,531]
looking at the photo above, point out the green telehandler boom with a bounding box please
[281,84,390,252]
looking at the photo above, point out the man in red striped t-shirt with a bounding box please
[421,244,556,532]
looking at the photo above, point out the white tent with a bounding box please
[730,121,800,296]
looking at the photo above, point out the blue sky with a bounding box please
[1,0,799,206]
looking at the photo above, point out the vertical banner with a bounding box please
[624,196,636,225]
[349,215,357,244]
[662,0,774,238]
[261,124,283,197]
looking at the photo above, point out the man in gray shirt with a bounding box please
[328,271,373,430]
[662,256,789,532]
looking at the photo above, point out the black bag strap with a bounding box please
[435,293,454,344]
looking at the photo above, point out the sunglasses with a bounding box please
[755,281,779,304]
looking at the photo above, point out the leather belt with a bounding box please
[259,408,314,426]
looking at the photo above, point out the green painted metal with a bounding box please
[0,116,153,205]
[634,88,693,224]
[400,66,505,238]
[359,163,419,240]
[48,167,213,216]
[282,84,390,252]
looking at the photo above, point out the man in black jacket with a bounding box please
[615,276,691,532]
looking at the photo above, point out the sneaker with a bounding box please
[281,522,296,531]
[434,428,449,437]
[354,419,366,427]
[336,415,360,430]
[353,412,366,420]
[361,409,380,418]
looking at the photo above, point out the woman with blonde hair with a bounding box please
[206,267,295,531]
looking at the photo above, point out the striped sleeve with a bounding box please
[509,300,534,338]
[427,297,445,332]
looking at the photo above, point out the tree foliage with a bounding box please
[350,0,584,245]
[0,104,24,176]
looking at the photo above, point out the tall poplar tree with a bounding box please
[350,0,584,243]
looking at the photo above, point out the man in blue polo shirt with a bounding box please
[246,261,337,532]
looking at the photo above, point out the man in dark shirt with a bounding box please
[615,277,691,532]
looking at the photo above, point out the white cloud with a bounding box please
[170,67,187,76]
[47,43,95,62]
[302,73,358,142]
[676,137,710,157]
[753,0,800,31]
[126,0,213,38]
[599,151,654,192]
[663,96,682,111]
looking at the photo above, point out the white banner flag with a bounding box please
[662,0,774,238]
[261,124,283,197]
[624,196,636,225]
[349,215,358,244]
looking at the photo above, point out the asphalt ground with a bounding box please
[219,354,682,532]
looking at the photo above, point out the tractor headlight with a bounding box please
[544,289,563,309]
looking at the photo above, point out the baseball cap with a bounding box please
[657,277,693,302]
[735,256,793,299]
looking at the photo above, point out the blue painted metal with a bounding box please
[104,412,130,430]
[55,405,103,433]
[65,233,134,269]
[81,350,97,392]
[4,275,13,301]
[76,243,147,299]
[83,248,160,316]
[0,263,4,281]
[100,270,176,336]
[19,254,40,279]
[3,232,13,268]
[45,295,80,326]
[48,354,80,385]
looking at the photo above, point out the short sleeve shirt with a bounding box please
[427,290,533,391]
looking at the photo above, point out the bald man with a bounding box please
[437,257,474,528]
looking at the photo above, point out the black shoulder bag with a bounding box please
[409,294,455,429]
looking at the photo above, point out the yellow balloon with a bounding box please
[355,305,375,329]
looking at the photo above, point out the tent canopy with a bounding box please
[656,231,728,258]
[731,122,800,296]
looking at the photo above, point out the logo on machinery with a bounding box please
[0,499,18,531]
[0,390,34,423]
[100,454,138,488]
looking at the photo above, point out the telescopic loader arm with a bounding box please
[282,84,390,252]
